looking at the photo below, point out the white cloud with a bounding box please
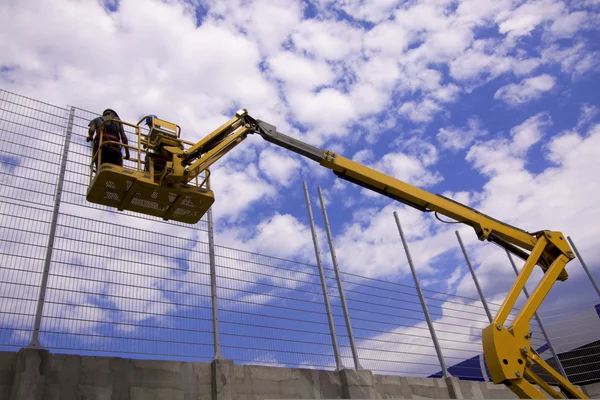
[497,0,565,39]
[541,43,600,78]
[549,11,588,38]
[509,112,552,155]
[210,163,277,222]
[258,148,302,187]
[374,152,442,187]
[437,118,488,151]
[205,0,303,55]
[267,52,335,91]
[216,212,318,263]
[494,74,556,105]
[291,19,363,61]
[288,88,355,140]
[398,99,441,123]
[577,104,598,128]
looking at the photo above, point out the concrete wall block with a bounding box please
[0,351,17,397]
[346,385,377,399]
[405,377,451,399]
[445,377,464,399]
[279,378,318,398]
[131,386,184,400]
[340,368,374,387]
[213,358,234,400]
[51,354,82,399]
[479,381,518,399]
[42,383,59,400]
[78,357,113,387]
[583,382,600,398]
[317,370,342,399]
[192,362,212,386]
[131,359,182,372]
[133,366,182,389]
[250,378,281,395]
[9,348,50,400]
[250,394,286,400]
[376,375,401,386]
[249,365,299,382]
[375,383,412,399]
[81,356,111,374]
[233,365,245,381]
[0,351,17,370]
[405,377,437,388]
[78,385,113,400]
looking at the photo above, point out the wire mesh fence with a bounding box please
[0,88,598,387]
[215,245,336,369]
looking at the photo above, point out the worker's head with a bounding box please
[145,114,158,126]
[102,109,119,119]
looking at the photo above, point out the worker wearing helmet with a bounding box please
[145,114,158,127]
[87,108,130,169]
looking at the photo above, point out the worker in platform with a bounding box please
[143,114,158,172]
[86,108,130,169]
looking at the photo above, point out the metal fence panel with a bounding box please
[0,90,68,349]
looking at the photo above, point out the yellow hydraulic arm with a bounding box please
[87,109,587,399]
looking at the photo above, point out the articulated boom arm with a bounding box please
[174,109,585,399]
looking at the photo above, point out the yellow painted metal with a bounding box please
[182,125,251,181]
[492,235,548,327]
[184,110,247,158]
[87,116,214,224]
[86,164,214,224]
[524,368,564,399]
[529,349,587,399]
[323,154,535,251]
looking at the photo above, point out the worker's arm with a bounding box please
[119,122,130,160]
[86,120,96,142]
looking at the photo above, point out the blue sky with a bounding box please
[1,0,600,377]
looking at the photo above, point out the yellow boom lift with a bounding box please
[87,110,587,399]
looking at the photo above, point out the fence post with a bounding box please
[303,181,344,370]
[207,176,222,360]
[505,250,568,379]
[28,106,75,349]
[567,237,600,297]
[317,187,361,370]
[394,212,448,377]
[455,231,493,323]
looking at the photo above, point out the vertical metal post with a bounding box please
[28,106,75,349]
[303,181,344,370]
[394,212,448,377]
[455,231,493,323]
[567,236,600,297]
[505,250,568,379]
[317,187,361,370]
[207,175,222,360]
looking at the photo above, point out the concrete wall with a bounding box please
[0,352,18,399]
[582,381,600,398]
[1,349,596,399]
